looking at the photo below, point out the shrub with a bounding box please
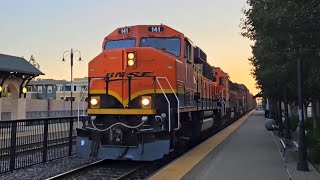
[289,116,299,132]
[288,116,315,132]
[290,116,320,163]
[305,117,314,130]
[307,129,320,163]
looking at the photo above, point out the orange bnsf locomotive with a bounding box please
[76,25,256,161]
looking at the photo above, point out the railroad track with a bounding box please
[114,164,146,180]
[45,160,146,180]
[43,116,244,180]
[0,113,247,177]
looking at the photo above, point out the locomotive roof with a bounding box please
[104,24,185,40]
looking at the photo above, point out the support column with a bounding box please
[0,98,2,120]
[297,58,309,171]
[17,98,26,119]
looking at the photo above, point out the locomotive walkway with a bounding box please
[149,111,320,180]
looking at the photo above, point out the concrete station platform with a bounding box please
[149,111,320,180]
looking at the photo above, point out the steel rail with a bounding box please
[45,159,105,180]
[115,164,146,180]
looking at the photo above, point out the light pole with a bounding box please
[62,49,82,116]
[297,58,309,171]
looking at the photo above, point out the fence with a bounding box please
[0,116,85,173]
[26,110,87,119]
[1,111,87,120]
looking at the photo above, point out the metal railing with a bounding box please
[26,110,86,119]
[0,116,85,174]
[78,84,88,128]
[156,77,180,131]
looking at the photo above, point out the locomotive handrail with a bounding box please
[156,77,180,131]
[76,78,101,128]
[221,90,227,117]
[155,78,171,132]
[77,83,89,128]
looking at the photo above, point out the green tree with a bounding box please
[241,0,320,102]
[241,0,320,129]
[29,55,40,69]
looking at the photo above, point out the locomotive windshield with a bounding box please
[104,39,136,50]
[140,37,181,56]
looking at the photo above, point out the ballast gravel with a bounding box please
[0,155,97,180]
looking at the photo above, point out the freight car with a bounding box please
[76,24,255,161]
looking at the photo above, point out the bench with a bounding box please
[279,138,298,162]
[272,124,279,131]
[279,130,307,163]
[272,124,283,136]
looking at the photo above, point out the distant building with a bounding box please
[56,77,88,101]
[27,79,67,99]
[27,77,88,101]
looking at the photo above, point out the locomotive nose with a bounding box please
[104,49,137,71]
[98,49,124,73]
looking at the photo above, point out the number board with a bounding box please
[118,28,131,34]
[148,26,164,33]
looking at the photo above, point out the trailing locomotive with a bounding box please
[76,25,256,161]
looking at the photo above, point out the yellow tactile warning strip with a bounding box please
[148,110,255,180]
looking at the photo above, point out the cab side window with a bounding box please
[184,40,192,63]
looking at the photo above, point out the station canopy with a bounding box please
[253,91,263,99]
[0,54,44,77]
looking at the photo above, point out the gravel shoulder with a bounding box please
[0,155,97,180]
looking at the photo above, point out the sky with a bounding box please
[0,0,258,95]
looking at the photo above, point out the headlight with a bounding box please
[142,98,150,106]
[90,97,100,108]
[127,52,136,67]
[127,52,135,59]
[127,59,135,67]
[90,98,98,105]
[141,96,151,108]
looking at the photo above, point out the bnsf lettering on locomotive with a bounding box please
[106,72,114,77]
[141,72,152,76]
[106,72,152,78]
[115,72,126,77]
[128,72,139,77]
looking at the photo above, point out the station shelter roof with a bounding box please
[0,54,44,76]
